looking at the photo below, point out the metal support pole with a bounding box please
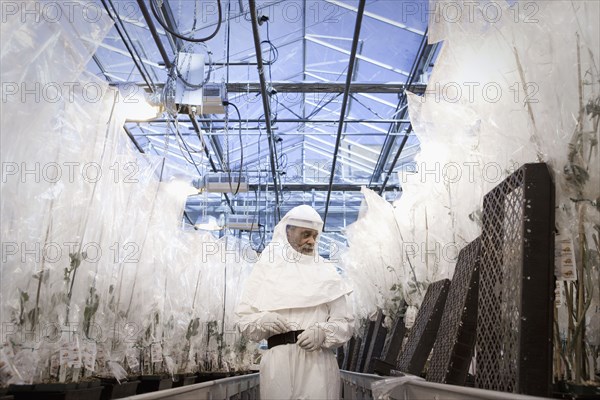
[248,0,281,221]
[135,0,173,69]
[322,0,366,229]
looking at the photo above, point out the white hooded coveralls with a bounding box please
[235,205,354,399]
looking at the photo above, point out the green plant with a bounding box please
[179,318,199,373]
[64,250,87,324]
[555,33,600,385]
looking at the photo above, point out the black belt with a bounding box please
[267,330,304,349]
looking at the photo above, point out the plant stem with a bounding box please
[513,46,543,161]
[65,93,117,326]
[107,180,137,352]
[219,238,228,369]
[124,159,165,318]
[575,204,585,383]
[564,280,575,377]
[576,33,584,130]
[33,208,53,330]
[192,269,202,311]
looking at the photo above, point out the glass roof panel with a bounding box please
[86,0,436,250]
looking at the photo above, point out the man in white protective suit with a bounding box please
[235,205,354,399]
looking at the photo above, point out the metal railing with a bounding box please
[340,371,555,400]
[124,369,557,399]
[127,373,259,400]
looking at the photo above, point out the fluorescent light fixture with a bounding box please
[200,172,248,193]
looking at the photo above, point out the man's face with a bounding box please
[286,226,319,255]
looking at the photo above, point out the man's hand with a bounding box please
[297,326,326,352]
[259,312,290,336]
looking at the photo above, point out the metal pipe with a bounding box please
[126,373,260,399]
[339,371,551,400]
[112,81,427,93]
[135,0,173,69]
[369,29,430,186]
[248,0,281,221]
[249,183,399,192]
[100,0,154,89]
[158,0,184,52]
[379,128,411,195]
[130,130,407,136]
[322,0,366,229]
[377,41,437,193]
[126,118,411,124]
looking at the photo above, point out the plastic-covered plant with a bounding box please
[556,39,600,382]
[179,318,199,373]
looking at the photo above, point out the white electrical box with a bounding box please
[175,52,205,108]
[175,53,226,114]
[202,83,226,114]
[202,172,248,193]
[228,214,260,231]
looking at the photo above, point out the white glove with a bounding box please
[297,326,326,352]
[259,312,290,336]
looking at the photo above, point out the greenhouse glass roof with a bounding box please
[86,0,439,254]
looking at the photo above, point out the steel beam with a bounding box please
[249,0,282,221]
[226,81,426,93]
[126,117,411,124]
[369,30,432,185]
[250,183,399,192]
[158,0,184,52]
[135,0,173,69]
[112,81,426,93]
[322,0,366,228]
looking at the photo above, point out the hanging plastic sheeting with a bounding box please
[1,1,115,385]
[340,187,405,326]
[220,236,257,372]
[86,154,165,379]
[0,0,264,386]
[160,229,214,375]
[196,234,257,373]
[118,178,196,376]
[393,90,488,319]
[402,0,599,380]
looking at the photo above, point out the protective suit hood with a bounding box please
[241,205,352,311]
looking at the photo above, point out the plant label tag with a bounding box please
[59,342,70,366]
[69,338,82,369]
[83,342,96,371]
[50,353,60,377]
[150,343,163,363]
[554,282,565,308]
[126,347,139,371]
[554,236,577,280]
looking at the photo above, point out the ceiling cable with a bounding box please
[149,0,223,43]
